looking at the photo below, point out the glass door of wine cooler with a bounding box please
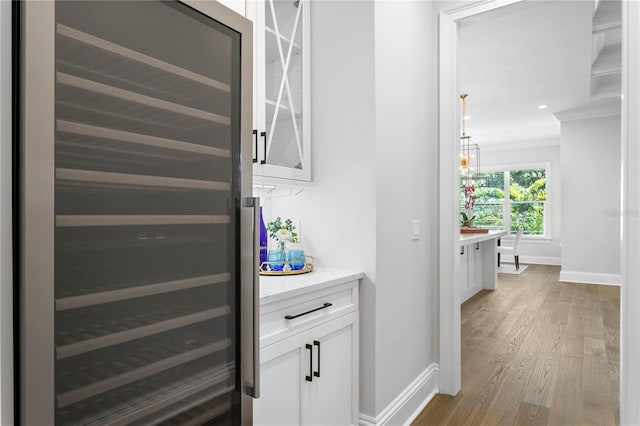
[17,1,255,424]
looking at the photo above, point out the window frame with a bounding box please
[479,162,551,239]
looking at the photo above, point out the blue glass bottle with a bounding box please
[259,206,268,268]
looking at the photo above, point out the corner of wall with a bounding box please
[359,364,439,426]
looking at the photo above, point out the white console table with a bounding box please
[459,229,508,302]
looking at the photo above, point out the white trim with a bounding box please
[481,137,561,152]
[482,161,550,173]
[554,97,621,122]
[519,256,561,266]
[438,6,461,397]
[499,256,561,266]
[440,2,635,424]
[358,364,439,426]
[519,236,554,243]
[439,0,523,398]
[559,270,621,286]
[620,1,640,423]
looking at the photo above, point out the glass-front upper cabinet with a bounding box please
[248,0,311,182]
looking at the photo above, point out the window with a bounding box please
[461,167,548,236]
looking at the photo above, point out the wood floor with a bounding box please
[413,265,620,426]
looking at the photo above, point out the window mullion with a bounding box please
[504,170,510,233]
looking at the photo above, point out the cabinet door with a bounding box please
[250,0,311,182]
[305,313,359,426]
[459,245,469,294]
[467,243,478,289]
[254,312,359,426]
[254,328,308,425]
[473,243,483,288]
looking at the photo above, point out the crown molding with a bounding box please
[554,97,621,122]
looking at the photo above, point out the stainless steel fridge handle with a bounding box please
[242,196,260,398]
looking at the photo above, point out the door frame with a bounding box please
[438,2,640,424]
[438,0,522,396]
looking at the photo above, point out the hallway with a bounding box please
[414,265,620,425]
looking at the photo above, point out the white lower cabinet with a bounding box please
[255,313,358,425]
[255,276,360,425]
[305,313,358,425]
[461,243,483,302]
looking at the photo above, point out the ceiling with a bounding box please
[458,0,621,146]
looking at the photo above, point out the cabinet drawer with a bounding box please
[260,280,358,348]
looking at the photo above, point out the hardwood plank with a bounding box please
[412,266,619,426]
[449,310,538,425]
[514,401,549,426]
[602,303,620,330]
[583,337,613,409]
[582,402,617,426]
[446,361,511,425]
[584,308,606,339]
[550,300,571,326]
[561,334,585,358]
[412,394,457,426]
[571,284,590,307]
[566,303,586,337]
[547,355,584,425]
[481,312,551,425]
[522,323,564,408]
[557,282,576,303]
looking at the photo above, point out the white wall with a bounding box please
[621,2,640,422]
[560,114,621,284]
[482,139,562,265]
[373,0,438,419]
[269,0,439,421]
[0,0,13,423]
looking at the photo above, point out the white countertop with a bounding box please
[260,267,364,305]
[460,229,507,245]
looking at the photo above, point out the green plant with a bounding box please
[460,211,475,227]
[266,217,299,250]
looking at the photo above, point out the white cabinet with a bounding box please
[468,243,482,290]
[459,244,469,295]
[247,0,311,182]
[255,275,360,425]
[459,231,506,302]
[255,313,358,425]
[461,243,483,302]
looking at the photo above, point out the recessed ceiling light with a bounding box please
[537,104,548,110]
[463,116,471,120]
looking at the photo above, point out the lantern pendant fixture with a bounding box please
[459,93,480,187]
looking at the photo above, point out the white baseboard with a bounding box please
[359,363,439,426]
[520,256,561,266]
[559,270,621,286]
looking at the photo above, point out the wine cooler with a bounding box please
[16,1,257,424]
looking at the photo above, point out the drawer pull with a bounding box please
[252,129,258,163]
[260,131,267,165]
[305,343,313,382]
[313,340,321,378]
[284,303,333,320]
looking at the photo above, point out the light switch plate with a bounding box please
[412,220,420,240]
